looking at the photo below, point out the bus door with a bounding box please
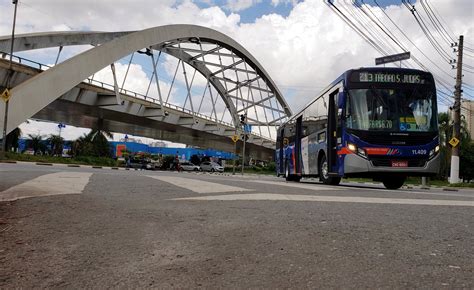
[327,89,341,173]
[295,116,302,175]
[279,127,284,174]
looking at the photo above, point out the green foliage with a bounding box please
[5,128,21,152]
[47,134,64,156]
[161,155,175,169]
[460,142,474,182]
[72,129,112,158]
[26,134,46,155]
[5,152,117,167]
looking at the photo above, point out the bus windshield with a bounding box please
[346,87,437,132]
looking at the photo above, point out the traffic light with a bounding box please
[240,114,247,125]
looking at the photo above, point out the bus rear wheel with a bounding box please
[319,155,341,185]
[285,163,292,181]
[382,177,406,190]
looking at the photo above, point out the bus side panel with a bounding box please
[275,148,282,175]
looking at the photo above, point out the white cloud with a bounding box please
[225,0,261,12]
[2,0,473,142]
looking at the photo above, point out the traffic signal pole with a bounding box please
[450,35,464,184]
[240,113,247,175]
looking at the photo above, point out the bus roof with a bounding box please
[281,67,432,126]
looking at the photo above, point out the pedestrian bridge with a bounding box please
[0,25,292,159]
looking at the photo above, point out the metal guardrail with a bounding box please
[1,52,275,143]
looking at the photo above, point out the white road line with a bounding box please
[0,172,93,202]
[249,180,341,191]
[147,175,252,193]
[171,193,474,207]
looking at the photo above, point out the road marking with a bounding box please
[148,175,251,193]
[0,172,93,202]
[249,180,341,191]
[171,193,474,207]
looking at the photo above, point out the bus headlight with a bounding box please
[348,143,366,157]
[429,145,440,158]
[348,143,357,152]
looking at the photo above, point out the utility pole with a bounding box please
[1,0,18,159]
[450,35,464,184]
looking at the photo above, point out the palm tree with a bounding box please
[48,134,64,156]
[27,134,44,155]
[86,121,113,157]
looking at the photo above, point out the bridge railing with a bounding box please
[1,52,274,143]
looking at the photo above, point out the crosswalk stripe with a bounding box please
[147,175,251,193]
[171,193,474,207]
[0,172,93,202]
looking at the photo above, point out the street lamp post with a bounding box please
[58,123,66,138]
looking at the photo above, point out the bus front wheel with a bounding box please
[382,177,406,190]
[319,155,341,185]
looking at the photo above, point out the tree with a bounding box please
[460,142,474,182]
[438,112,451,179]
[48,134,64,156]
[5,127,21,152]
[27,134,44,155]
[87,128,113,157]
[71,128,113,158]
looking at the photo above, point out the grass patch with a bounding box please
[5,152,118,167]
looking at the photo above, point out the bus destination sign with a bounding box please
[354,72,426,84]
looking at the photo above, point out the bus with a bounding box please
[276,67,440,189]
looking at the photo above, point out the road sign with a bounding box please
[449,137,460,148]
[1,89,11,102]
[244,124,252,133]
[231,135,239,143]
[375,52,410,65]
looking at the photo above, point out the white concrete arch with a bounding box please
[0,25,292,136]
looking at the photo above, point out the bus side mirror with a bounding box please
[337,91,346,109]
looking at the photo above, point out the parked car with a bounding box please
[180,161,201,172]
[200,161,224,172]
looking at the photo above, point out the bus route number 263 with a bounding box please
[412,149,427,155]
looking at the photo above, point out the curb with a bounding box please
[0,160,17,164]
[1,160,127,171]
[36,162,53,166]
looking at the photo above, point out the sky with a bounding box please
[0,0,473,145]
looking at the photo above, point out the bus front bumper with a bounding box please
[343,153,440,176]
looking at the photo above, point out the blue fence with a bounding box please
[110,141,235,160]
[18,138,235,160]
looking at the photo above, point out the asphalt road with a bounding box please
[1,163,473,288]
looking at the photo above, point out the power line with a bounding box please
[402,0,452,63]
[426,0,458,43]
[421,0,455,45]
[371,0,453,79]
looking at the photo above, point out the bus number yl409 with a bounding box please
[411,149,427,155]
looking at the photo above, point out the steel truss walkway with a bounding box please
[0,25,292,157]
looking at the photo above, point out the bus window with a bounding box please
[318,131,326,143]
